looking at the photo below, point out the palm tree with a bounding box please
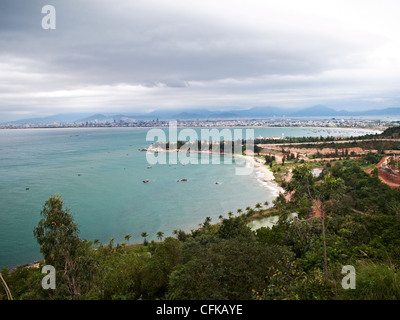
[247,208,255,217]
[237,208,243,215]
[124,234,131,245]
[228,211,233,218]
[93,239,99,247]
[156,231,164,242]
[203,216,212,227]
[218,214,223,220]
[109,237,114,250]
[264,201,269,208]
[245,206,251,213]
[141,232,148,245]
[255,203,262,210]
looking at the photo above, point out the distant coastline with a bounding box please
[0,125,386,133]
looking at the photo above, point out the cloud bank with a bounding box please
[1,0,400,120]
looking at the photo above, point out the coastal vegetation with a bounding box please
[2,127,400,300]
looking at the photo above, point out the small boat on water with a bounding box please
[143,179,150,183]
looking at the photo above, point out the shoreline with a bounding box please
[0,126,383,140]
[235,154,285,197]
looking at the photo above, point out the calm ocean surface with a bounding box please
[0,127,378,268]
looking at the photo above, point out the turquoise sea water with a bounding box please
[0,127,378,269]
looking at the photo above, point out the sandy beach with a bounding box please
[235,154,285,197]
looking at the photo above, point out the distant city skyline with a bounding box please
[1,0,400,121]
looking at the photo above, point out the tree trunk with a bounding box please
[321,209,329,281]
[0,273,13,300]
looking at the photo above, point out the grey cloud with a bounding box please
[0,0,373,86]
[0,0,399,120]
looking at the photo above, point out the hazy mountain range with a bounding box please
[3,105,400,125]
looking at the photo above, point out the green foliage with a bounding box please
[88,248,150,300]
[338,262,400,300]
[173,229,189,242]
[325,160,400,215]
[1,267,45,300]
[363,153,382,165]
[288,164,313,196]
[296,197,312,219]
[168,238,291,300]
[285,220,321,260]
[256,226,286,246]
[141,238,182,299]
[216,216,254,240]
[317,174,345,201]
[33,195,96,299]
[380,126,400,139]
[33,195,80,267]
[254,262,334,300]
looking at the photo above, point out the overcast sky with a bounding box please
[1,0,400,121]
